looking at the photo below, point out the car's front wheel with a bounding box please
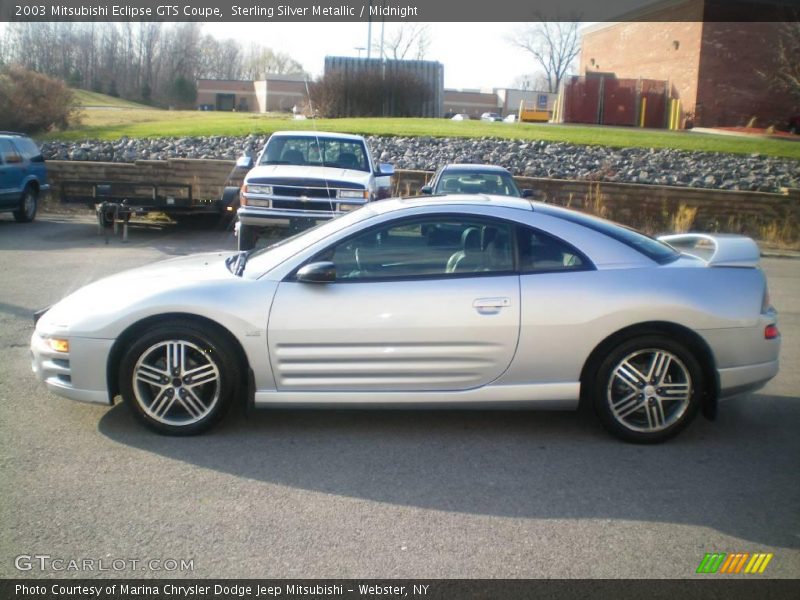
[119,321,239,435]
[593,335,703,443]
[13,185,38,223]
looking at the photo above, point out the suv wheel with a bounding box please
[13,186,38,223]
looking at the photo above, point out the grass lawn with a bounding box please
[49,97,800,159]
[71,89,154,110]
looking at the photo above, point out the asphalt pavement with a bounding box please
[1,211,798,579]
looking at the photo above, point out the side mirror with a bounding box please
[377,163,395,177]
[236,155,253,169]
[420,186,433,195]
[296,261,336,283]
[521,189,534,198]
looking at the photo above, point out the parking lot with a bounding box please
[1,211,798,579]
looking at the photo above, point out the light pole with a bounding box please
[355,47,365,58]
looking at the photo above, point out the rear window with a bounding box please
[537,204,680,264]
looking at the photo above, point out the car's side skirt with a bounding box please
[253,382,580,409]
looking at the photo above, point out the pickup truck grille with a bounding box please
[272,199,337,212]
[273,185,337,199]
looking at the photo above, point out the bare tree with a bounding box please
[374,24,431,60]
[512,72,551,91]
[508,21,580,93]
[763,21,800,101]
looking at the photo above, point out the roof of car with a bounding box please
[379,194,534,213]
[440,164,513,174]
[0,131,27,138]
[270,131,366,141]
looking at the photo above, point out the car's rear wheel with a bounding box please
[13,186,38,223]
[593,335,702,443]
[119,321,239,435]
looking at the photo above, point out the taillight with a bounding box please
[765,325,779,340]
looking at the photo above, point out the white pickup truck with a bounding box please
[235,131,394,250]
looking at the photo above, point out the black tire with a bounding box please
[237,223,259,251]
[13,185,38,223]
[118,320,240,435]
[592,335,703,444]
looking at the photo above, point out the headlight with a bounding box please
[338,203,363,212]
[337,189,368,199]
[48,338,70,353]
[243,199,270,208]
[244,184,273,195]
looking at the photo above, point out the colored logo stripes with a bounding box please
[696,552,773,574]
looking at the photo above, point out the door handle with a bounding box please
[473,297,511,309]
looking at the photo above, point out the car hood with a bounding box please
[245,164,371,187]
[39,252,235,330]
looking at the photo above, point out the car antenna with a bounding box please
[303,76,336,215]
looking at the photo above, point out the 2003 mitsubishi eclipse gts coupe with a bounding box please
[31,195,780,443]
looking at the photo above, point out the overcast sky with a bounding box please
[205,22,546,90]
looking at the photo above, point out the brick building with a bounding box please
[580,0,798,127]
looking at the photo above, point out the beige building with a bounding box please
[196,74,308,113]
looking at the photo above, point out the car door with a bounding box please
[0,139,21,209]
[267,214,520,392]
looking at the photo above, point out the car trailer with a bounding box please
[59,180,228,240]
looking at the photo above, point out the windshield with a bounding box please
[259,135,370,172]
[242,206,379,278]
[435,171,521,197]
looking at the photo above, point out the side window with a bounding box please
[319,216,515,281]
[13,137,43,162]
[518,226,589,273]
[0,139,22,165]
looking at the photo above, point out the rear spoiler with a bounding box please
[658,233,761,267]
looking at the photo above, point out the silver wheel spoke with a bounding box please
[612,391,640,419]
[660,382,690,401]
[179,389,206,419]
[615,361,647,390]
[166,342,186,375]
[184,363,217,387]
[151,390,177,419]
[135,363,168,386]
[648,352,672,384]
[645,399,666,429]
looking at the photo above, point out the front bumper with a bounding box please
[30,331,113,405]
[238,206,339,226]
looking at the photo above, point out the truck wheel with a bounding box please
[13,186,38,223]
[238,224,259,251]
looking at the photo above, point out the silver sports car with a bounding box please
[31,196,780,443]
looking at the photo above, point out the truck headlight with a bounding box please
[244,184,272,195]
[337,189,368,199]
[338,203,363,212]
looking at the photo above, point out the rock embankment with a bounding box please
[41,135,799,193]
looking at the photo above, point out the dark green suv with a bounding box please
[0,132,49,223]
